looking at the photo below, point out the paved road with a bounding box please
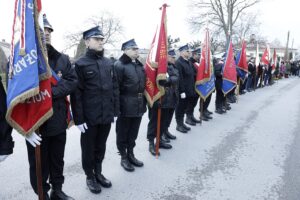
[1,77,300,200]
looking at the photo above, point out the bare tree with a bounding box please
[231,12,260,47]
[188,0,260,43]
[189,40,202,49]
[64,11,124,57]
[167,35,180,50]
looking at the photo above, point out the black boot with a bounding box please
[158,141,172,149]
[205,109,213,115]
[161,133,170,143]
[203,112,213,119]
[50,189,74,200]
[95,174,112,188]
[176,124,187,133]
[215,107,225,114]
[200,115,209,121]
[185,116,196,126]
[86,176,101,194]
[165,130,176,140]
[191,115,201,123]
[95,163,112,188]
[127,149,144,167]
[182,123,191,131]
[149,140,160,156]
[120,153,135,172]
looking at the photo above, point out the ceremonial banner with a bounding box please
[195,29,215,101]
[261,46,270,65]
[236,40,248,82]
[144,4,168,107]
[6,0,52,135]
[271,49,277,73]
[222,39,237,95]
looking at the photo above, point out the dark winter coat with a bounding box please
[214,61,223,90]
[175,56,197,97]
[114,53,146,117]
[0,77,13,155]
[71,49,119,126]
[248,61,256,75]
[160,62,179,109]
[39,44,78,137]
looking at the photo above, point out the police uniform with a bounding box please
[214,58,226,114]
[71,26,119,193]
[175,44,196,133]
[26,15,77,200]
[147,49,179,155]
[114,39,146,171]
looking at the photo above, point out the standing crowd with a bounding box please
[0,15,295,200]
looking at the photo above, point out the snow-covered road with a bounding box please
[1,77,300,200]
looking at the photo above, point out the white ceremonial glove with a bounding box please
[180,93,186,99]
[25,132,42,147]
[0,155,9,162]
[113,117,118,123]
[166,72,169,79]
[77,123,88,133]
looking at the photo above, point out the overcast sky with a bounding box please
[0,0,299,56]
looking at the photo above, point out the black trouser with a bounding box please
[0,123,14,155]
[116,116,142,153]
[81,124,111,178]
[201,93,212,112]
[215,87,225,109]
[26,132,66,194]
[147,105,174,141]
[175,98,188,125]
[185,96,199,116]
[165,108,175,131]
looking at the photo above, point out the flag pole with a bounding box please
[236,77,240,103]
[200,98,203,125]
[35,130,44,200]
[155,98,162,158]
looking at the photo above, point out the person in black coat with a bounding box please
[114,39,146,171]
[175,44,196,133]
[214,58,226,114]
[26,15,77,200]
[147,49,179,156]
[186,48,201,125]
[71,26,119,194]
[246,57,256,92]
[0,76,13,162]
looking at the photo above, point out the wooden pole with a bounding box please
[35,140,44,200]
[253,74,256,91]
[155,99,162,158]
[200,98,204,125]
[236,77,240,103]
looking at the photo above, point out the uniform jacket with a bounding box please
[39,44,78,137]
[160,62,179,109]
[175,56,197,97]
[0,78,13,155]
[71,49,119,126]
[114,53,146,117]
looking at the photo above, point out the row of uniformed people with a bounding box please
[0,17,217,199]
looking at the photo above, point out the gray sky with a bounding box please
[0,0,299,56]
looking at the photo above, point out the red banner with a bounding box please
[261,47,270,65]
[144,4,168,107]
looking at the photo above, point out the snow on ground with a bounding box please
[1,77,300,200]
